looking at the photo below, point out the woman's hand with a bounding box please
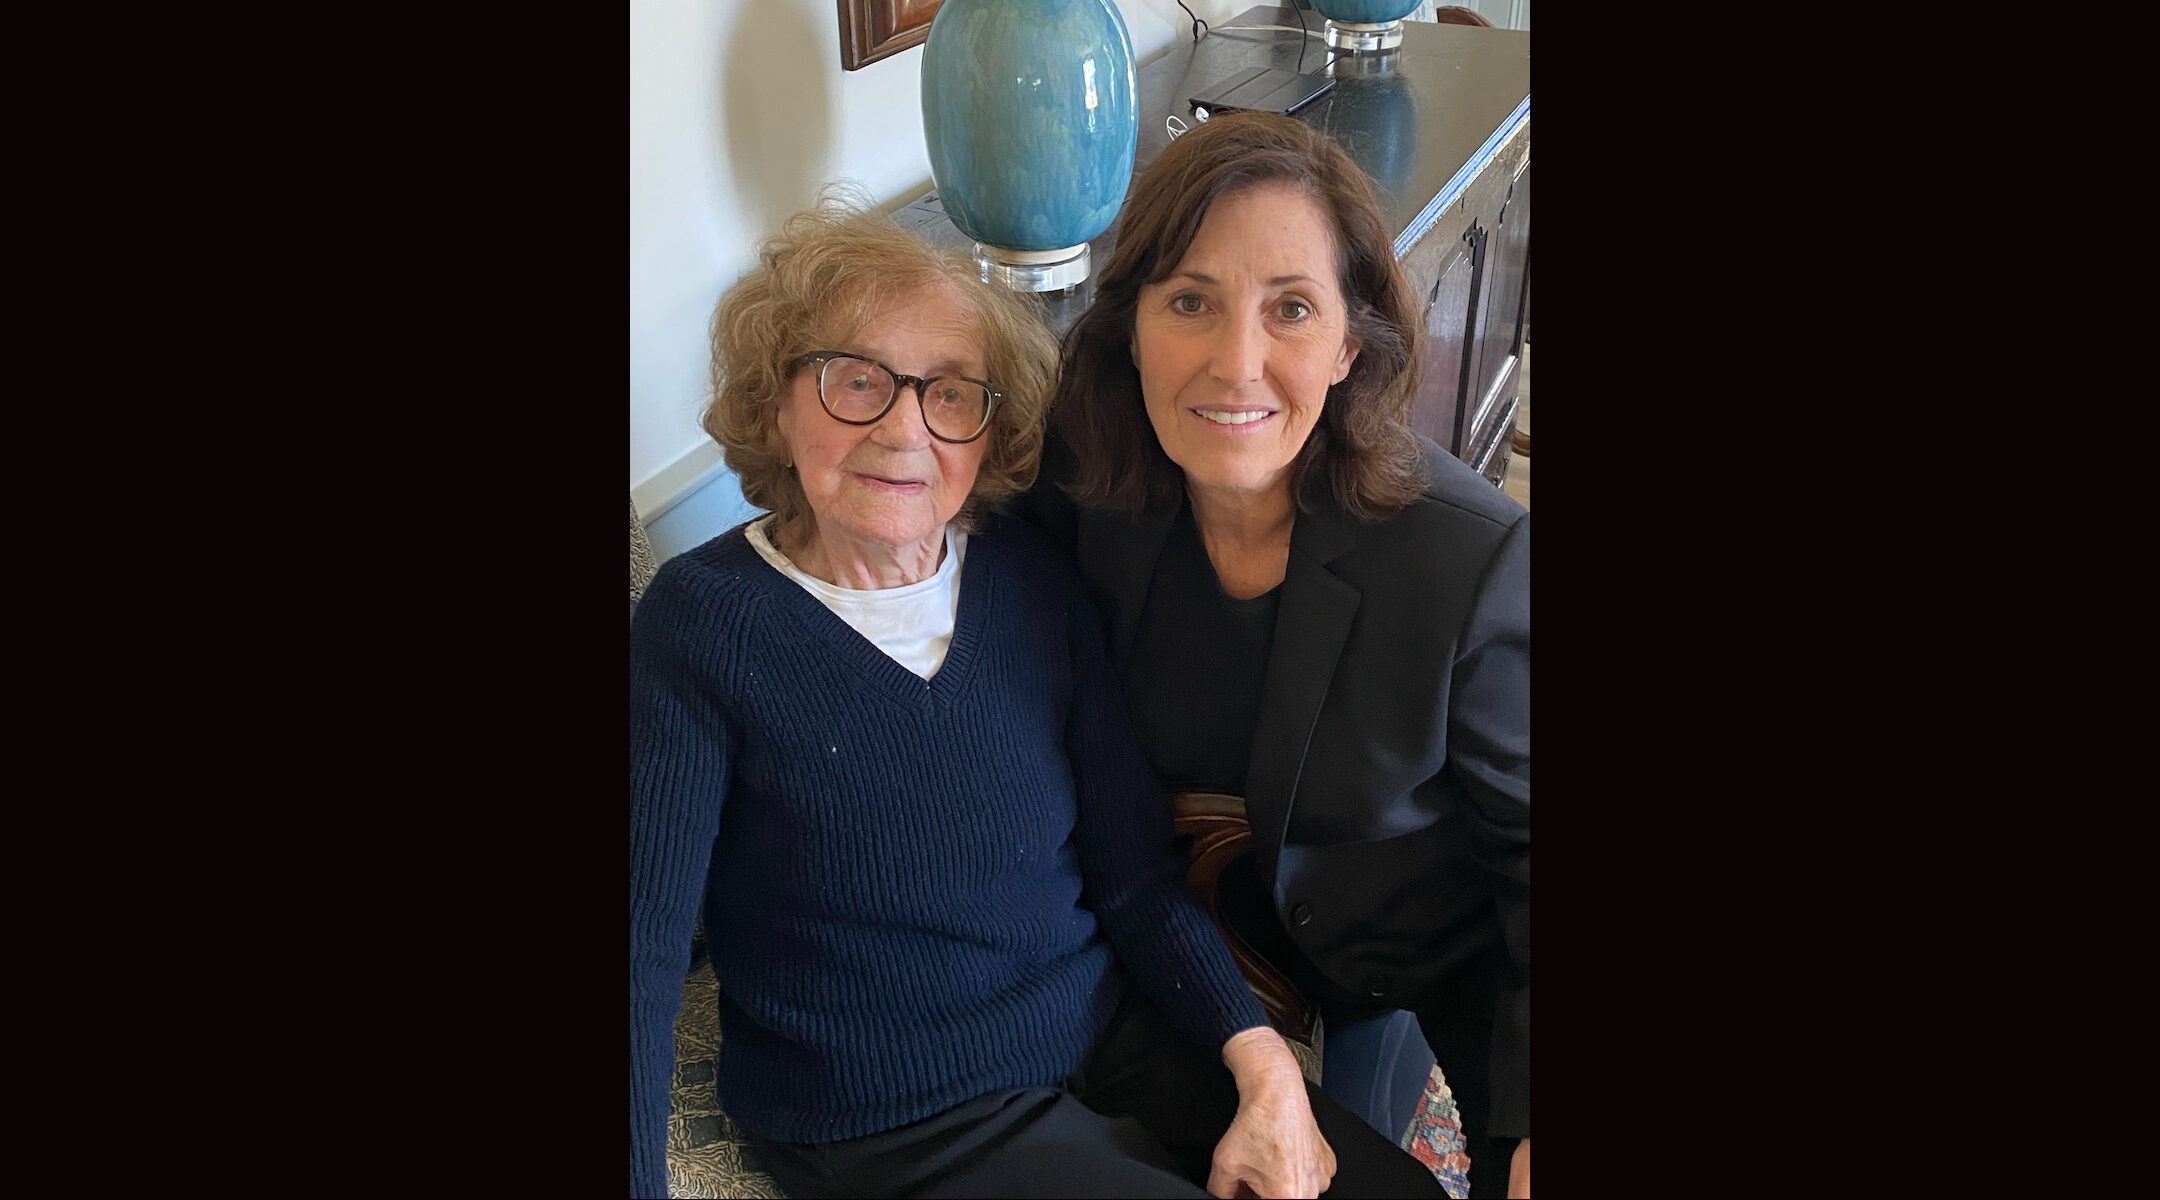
[1211,1026,1336,1198]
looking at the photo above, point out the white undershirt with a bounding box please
[746,516,966,680]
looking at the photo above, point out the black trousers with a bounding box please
[742,985,1447,1199]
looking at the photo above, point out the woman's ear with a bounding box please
[766,395,794,469]
[1332,334,1362,385]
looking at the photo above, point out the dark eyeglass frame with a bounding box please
[797,351,1007,445]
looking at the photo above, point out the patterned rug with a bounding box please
[1402,1064,1472,1198]
[664,959,1470,1198]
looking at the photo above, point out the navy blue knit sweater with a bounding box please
[630,515,1266,1197]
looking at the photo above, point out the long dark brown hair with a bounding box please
[1052,111,1425,520]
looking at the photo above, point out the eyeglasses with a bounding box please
[797,352,1007,444]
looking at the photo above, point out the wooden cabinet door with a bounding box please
[1410,232,1483,457]
[1464,158,1529,440]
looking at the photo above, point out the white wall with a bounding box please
[1409,1,1529,27]
[629,1,1529,558]
[630,0,1259,559]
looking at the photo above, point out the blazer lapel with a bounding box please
[1245,501,1361,892]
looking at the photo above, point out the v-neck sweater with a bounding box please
[630,513,1266,1194]
[745,516,965,680]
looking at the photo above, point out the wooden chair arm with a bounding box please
[1168,791,1317,1046]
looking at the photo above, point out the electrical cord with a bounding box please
[1178,7,1328,127]
[1176,1,1207,41]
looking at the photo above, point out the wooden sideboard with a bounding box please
[893,5,1530,487]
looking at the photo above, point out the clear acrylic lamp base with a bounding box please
[1324,19,1405,52]
[975,243,1091,293]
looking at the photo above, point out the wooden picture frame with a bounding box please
[837,0,943,71]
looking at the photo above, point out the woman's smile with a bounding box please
[852,471,929,491]
[1189,406,1278,429]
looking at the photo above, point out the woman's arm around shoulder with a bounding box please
[997,425,1082,558]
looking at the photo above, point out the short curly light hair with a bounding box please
[703,198,1059,535]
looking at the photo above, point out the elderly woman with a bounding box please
[630,202,1447,1199]
[1018,114,1531,1198]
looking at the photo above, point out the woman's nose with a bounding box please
[871,382,935,448]
[1209,314,1267,384]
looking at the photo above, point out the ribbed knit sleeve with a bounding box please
[1043,540,1269,1055]
[629,560,740,1199]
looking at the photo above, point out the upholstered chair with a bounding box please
[632,497,660,619]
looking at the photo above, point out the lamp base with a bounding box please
[1328,47,1398,79]
[1324,19,1404,53]
[974,243,1090,293]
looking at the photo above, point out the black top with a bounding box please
[1121,501,1381,1015]
[1123,500,1280,798]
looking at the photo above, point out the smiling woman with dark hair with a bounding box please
[1020,111,1532,1198]
[631,199,1448,1200]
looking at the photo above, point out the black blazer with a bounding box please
[1013,435,1531,1139]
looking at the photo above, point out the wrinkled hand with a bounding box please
[1508,1137,1529,1198]
[1210,1027,1336,1198]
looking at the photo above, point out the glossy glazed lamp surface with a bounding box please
[920,0,1137,291]
[1309,0,1422,18]
[1311,0,1420,52]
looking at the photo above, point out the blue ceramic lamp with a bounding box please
[1311,0,1422,53]
[919,0,1137,292]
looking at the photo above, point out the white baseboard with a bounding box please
[633,439,730,524]
[635,439,767,562]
